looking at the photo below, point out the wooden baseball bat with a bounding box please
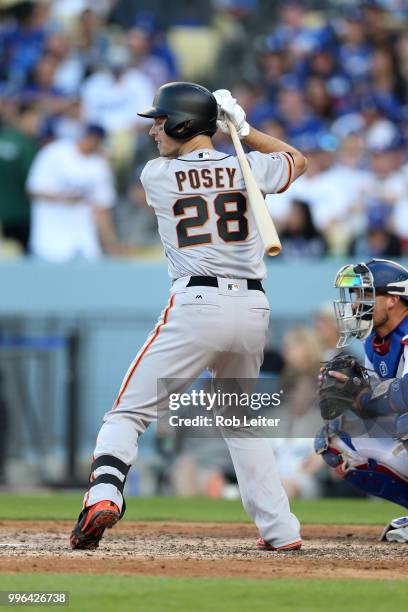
[227,119,282,256]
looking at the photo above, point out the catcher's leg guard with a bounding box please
[337,459,408,508]
[315,424,408,507]
[314,422,357,468]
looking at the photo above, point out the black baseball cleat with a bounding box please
[70,500,120,550]
[257,537,302,552]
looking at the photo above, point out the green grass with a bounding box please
[0,575,405,612]
[0,494,404,524]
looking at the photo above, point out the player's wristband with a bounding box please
[356,389,391,417]
[357,377,408,417]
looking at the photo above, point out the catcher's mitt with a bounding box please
[319,354,370,420]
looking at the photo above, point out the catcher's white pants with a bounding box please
[85,277,300,547]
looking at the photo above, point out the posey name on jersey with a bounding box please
[175,166,237,191]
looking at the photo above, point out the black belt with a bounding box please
[187,276,264,293]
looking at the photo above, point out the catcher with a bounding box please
[316,258,408,542]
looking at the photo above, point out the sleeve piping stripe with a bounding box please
[277,152,294,194]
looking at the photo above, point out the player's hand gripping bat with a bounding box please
[226,119,282,256]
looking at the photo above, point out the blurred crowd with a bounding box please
[1,0,408,260]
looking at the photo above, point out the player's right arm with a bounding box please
[243,128,307,181]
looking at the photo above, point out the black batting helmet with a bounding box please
[138,82,218,140]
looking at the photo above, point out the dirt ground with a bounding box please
[1,521,408,579]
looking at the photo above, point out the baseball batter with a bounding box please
[70,82,307,551]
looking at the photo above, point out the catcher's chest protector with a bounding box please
[365,317,408,378]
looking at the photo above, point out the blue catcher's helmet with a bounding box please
[365,259,408,300]
[333,258,408,347]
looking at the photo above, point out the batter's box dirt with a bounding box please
[1,521,408,579]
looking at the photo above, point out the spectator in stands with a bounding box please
[213,0,259,89]
[80,44,155,135]
[45,30,84,97]
[274,0,318,59]
[115,165,161,250]
[22,52,71,116]
[361,0,397,46]
[358,119,408,248]
[170,437,235,498]
[277,76,323,139]
[109,0,213,30]
[168,376,235,499]
[337,8,372,86]
[304,43,352,116]
[80,44,155,185]
[305,76,335,123]
[0,0,50,87]
[368,44,405,113]
[75,7,110,76]
[348,202,402,258]
[396,32,408,103]
[51,0,113,24]
[272,327,324,499]
[125,13,178,87]
[319,131,369,254]
[255,116,286,141]
[280,199,328,259]
[314,302,342,362]
[0,101,39,251]
[266,132,344,246]
[27,123,124,261]
[254,36,286,102]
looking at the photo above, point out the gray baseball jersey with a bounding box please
[140,148,294,279]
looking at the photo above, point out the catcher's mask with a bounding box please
[334,259,408,347]
[333,263,376,347]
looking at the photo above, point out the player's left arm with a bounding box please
[353,363,408,453]
[351,341,408,418]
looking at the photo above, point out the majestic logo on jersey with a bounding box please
[379,360,388,377]
[228,283,240,291]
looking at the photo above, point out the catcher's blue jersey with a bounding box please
[364,315,408,379]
